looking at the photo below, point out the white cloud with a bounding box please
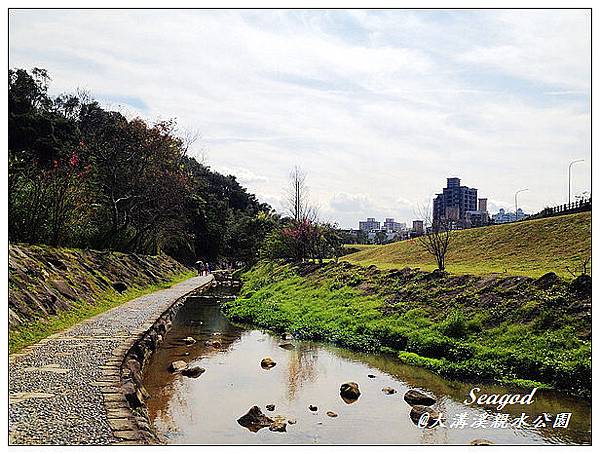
[457,10,590,91]
[329,192,378,213]
[8,9,591,229]
[215,166,269,185]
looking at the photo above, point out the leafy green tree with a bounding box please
[260,224,296,260]
[9,68,278,265]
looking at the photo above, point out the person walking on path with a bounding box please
[195,259,205,276]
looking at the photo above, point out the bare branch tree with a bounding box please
[286,166,315,222]
[196,144,209,165]
[281,166,321,262]
[179,128,203,158]
[76,88,93,106]
[416,204,453,272]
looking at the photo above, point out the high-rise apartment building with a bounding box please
[433,177,478,224]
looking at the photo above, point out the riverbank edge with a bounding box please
[113,275,216,445]
[222,261,591,399]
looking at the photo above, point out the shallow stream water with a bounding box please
[143,288,591,445]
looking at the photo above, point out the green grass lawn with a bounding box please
[9,270,196,354]
[223,261,591,397]
[344,212,591,278]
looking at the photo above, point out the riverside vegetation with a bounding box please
[7,68,338,355]
[9,67,592,402]
[9,68,277,265]
[222,259,591,398]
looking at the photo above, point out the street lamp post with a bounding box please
[514,188,528,220]
[568,159,584,207]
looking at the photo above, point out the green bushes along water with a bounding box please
[222,261,591,397]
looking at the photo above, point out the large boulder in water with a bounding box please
[340,382,361,403]
[404,389,436,406]
[237,406,274,432]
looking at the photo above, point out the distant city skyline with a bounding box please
[9,9,591,229]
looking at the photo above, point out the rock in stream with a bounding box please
[404,389,436,406]
[260,357,277,369]
[340,382,361,403]
[237,406,274,432]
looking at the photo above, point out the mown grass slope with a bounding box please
[344,212,591,278]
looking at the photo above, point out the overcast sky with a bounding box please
[9,9,591,228]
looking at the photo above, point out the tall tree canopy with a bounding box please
[8,68,276,265]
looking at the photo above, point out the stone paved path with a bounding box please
[9,275,213,445]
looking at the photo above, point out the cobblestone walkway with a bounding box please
[9,275,212,445]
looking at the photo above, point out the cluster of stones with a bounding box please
[403,389,442,428]
[246,355,495,445]
[236,363,360,434]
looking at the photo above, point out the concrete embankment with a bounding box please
[9,275,214,445]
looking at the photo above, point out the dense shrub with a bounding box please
[439,309,468,338]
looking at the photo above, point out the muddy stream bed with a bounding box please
[143,288,591,445]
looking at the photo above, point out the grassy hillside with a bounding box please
[224,260,591,397]
[344,244,379,252]
[344,212,591,278]
[340,244,378,256]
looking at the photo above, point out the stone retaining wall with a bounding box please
[9,244,191,328]
[115,277,215,444]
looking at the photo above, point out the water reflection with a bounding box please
[328,347,591,444]
[143,295,244,433]
[142,290,591,445]
[286,345,319,400]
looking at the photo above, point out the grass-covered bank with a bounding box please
[344,212,591,279]
[222,261,591,397]
[9,270,196,354]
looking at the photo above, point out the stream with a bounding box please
[143,287,591,445]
